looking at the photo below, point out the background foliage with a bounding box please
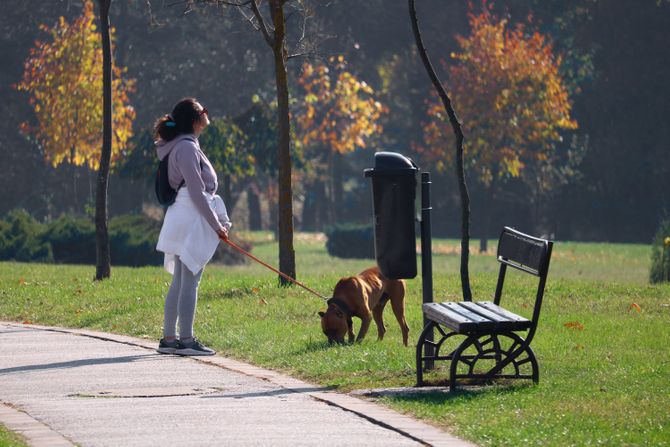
[0,0,669,244]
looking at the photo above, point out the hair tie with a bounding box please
[165,121,176,127]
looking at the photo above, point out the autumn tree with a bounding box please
[16,1,135,173]
[17,0,135,278]
[420,5,577,251]
[295,55,387,225]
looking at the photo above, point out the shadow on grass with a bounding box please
[200,289,255,301]
[375,381,535,405]
[290,339,334,355]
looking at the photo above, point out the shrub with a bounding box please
[109,214,162,266]
[45,214,96,264]
[650,220,670,283]
[0,210,52,262]
[325,223,374,259]
[0,209,253,267]
[212,233,252,265]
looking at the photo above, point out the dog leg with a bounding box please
[356,312,372,343]
[373,293,390,341]
[347,324,355,344]
[389,290,410,347]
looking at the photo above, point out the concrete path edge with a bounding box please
[0,321,475,447]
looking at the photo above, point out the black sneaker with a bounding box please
[175,338,216,356]
[156,338,179,354]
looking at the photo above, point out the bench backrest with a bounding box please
[494,227,554,331]
[497,227,551,277]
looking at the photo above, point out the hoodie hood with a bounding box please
[156,134,196,161]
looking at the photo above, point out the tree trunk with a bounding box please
[301,179,317,231]
[409,0,472,300]
[479,185,494,253]
[332,151,343,224]
[269,0,296,285]
[95,0,112,280]
[247,184,262,231]
[71,147,78,212]
[222,179,233,215]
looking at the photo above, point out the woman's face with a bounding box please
[193,102,210,135]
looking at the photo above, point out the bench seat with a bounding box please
[423,301,532,333]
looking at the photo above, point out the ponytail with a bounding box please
[154,114,179,141]
[153,97,201,142]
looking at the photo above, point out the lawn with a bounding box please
[0,424,28,447]
[0,233,668,446]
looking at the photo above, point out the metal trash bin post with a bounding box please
[365,152,434,369]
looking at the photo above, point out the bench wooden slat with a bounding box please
[458,301,509,323]
[424,302,496,332]
[423,303,480,332]
[423,301,532,333]
[477,301,529,323]
[423,303,472,326]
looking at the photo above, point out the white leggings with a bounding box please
[163,256,203,339]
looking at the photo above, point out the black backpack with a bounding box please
[154,136,195,207]
[154,154,184,207]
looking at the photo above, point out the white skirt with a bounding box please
[156,188,227,275]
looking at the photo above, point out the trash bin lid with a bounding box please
[364,151,418,177]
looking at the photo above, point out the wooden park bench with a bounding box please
[416,227,554,392]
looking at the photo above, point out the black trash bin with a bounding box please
[364,151,418,279]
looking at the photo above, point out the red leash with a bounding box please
[223,238,327,301]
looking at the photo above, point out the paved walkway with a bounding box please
[0,322,474,447]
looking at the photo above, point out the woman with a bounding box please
[154,97,231,356]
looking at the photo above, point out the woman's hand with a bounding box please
[216,228,228,241]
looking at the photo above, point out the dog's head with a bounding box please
[318,300,349,344]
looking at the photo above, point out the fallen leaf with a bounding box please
[573,343,584,351]
[629,302,641,312]
[251,288,260,294]
[563,321,585,330]
[22,320,32,325]
[18,278,26,285]
[259,298,268,305]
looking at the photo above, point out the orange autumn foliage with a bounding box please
[420,7,577,185]
[16,1,135,170]
[296,55,387,155]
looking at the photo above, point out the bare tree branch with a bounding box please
[287,51,316,59]
[409,0,472,301]
[250,0,274,46]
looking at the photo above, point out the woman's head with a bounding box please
[154,97,210,141]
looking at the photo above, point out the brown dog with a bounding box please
[318,266,409,346]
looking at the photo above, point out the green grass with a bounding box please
[0,424,28,447]
[1,234,669,446]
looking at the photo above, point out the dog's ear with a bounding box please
[318,311,325,318]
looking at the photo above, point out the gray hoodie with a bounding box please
[156,135,224,233]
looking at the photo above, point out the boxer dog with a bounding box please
[319,266,409,346]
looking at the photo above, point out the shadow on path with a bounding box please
[0,354,158,375]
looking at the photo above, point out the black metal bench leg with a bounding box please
[449,335,477,393]
[485,332,539,383]
[415,321,436,386]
